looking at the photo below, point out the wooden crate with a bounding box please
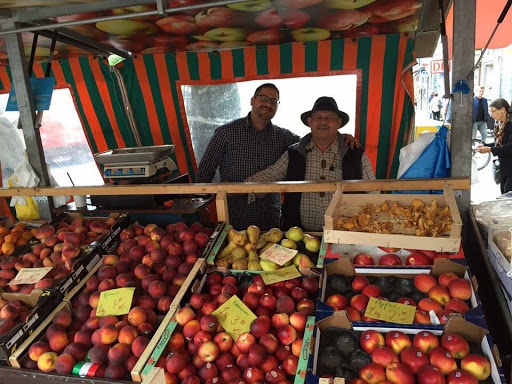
[323,184,462,252]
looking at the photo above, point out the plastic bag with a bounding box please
[8,157,40,220]
[397,131,437,179]
[47,164,71,208]
[397,126,451,194]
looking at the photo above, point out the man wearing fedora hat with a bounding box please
[246,96,375,231]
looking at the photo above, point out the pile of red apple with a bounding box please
[348,329,491,384]
[353,247,453,267]
[0,216,117,296]
[325,272,472,325]
[19,221,214,379]
[159,272,319,384]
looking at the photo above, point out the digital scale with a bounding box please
[91,145,187,209]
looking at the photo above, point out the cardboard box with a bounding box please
[316,258,482,327]
[304,312,506,384]
[0,289,60,365]
[323,185,462,252]
[487,225,512,299]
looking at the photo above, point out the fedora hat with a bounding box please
[300,96,349,127]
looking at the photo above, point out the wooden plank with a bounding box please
[215,191,229,224]
[0,178,471,197]
[324,183,343,230]
[141,367,166,384]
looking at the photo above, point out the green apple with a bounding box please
[291,27,330,42]
[204,27,247,42]
[96,20,158,36]
[228,0,273,12]
[280,239,297,250]
[286,226,304,242]
[303,234,321,253]
[326,0,376,9]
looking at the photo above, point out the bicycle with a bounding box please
[472,138,492,170]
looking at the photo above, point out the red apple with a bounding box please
[385,331,412,355]
[460,354,491,380]
[371,346,399,367]
[353,253,375,265]
[406,252,432,266]
[360,330,385,354]
[441,333,470,359]
[400,347,429,374]
[413,331,439,353]
[359,363,386,384]
[379,254,402,266]
[352,275,370,291]
[447,278,472,301]
[429,347,458,375]
[417,365,446,384]
[446,369,478,384]
[386,362,415,384]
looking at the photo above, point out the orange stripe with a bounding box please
[365,35,386,168]
[244,46,257,77]
[387,35,414,177]
[89,57,125,148]
[154,54,190,174]
[267,45,280,75]
[68,58,108,152]
[197,52,211,81]
[176,52,190,81]
[51,62,67,85]
[0,67,10,91]
[317,40,331,73]
[219,49,234,80]
[292,43,305,73]
[343,38,358,70]
[133,56,164,145]
[32,62,44,78]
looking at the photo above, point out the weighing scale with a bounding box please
[91,145,187,209]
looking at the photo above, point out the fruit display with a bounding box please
[320,259,477,325]
[212,225,319,271]
[0,222,37,257]
[147,270,319,383]
[312,313,499,384]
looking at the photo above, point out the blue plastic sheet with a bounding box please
[398,126,451,194]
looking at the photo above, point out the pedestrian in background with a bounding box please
[472,86,489,141]
[430,93,442,120]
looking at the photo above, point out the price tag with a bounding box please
[261,265,302,285]
[212,295,256,341]
[364,297,416,324]
[8,267,52,285]
[96,288,135,317]
[260,244,298,266]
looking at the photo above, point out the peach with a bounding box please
[104,363,126,380]
[0,304,18,319]
[53,310,72,328]
[83,316,101,331]
[99,315,119,328]
[22,252,38,264]
[118,325,138,345]
[29,341,51,361]
[35,225,55,240]
[89,344,109,365]
[97,265,117,281]
[44,235,59,247]
[132,335,150,357]
[108,342,131,364]
[148,280,167,299]
[48,330,70,352]
[74,329,93,347]
[98,278,116,292]
[90,220,108,234]
[134,263,151,279]
[63,342,88,361]
[157,296,173,313]
[94,324,119,345]
[64,232,81,247]
[39,247,52,260]
[37,351,58,372]
[62,243,80,259]
[88,291,101,308]
[74,305,92,323]
[183,319,201,340]
[128,306,147,327]
[175,306,195,326]
[276,296,295,315]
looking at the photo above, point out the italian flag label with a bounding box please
[72,361,100,377]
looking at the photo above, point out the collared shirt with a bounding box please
[246,134,376,231]
[196,113,299,230]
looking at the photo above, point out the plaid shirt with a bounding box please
[247,133,376,231]
[196,113,299,230]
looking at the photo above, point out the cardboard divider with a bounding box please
[304,312,506,384]
[316,258,483,328]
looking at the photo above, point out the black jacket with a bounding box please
[491,121,512,177]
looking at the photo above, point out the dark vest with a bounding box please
[282,144,364,229]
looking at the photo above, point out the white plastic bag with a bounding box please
[8,156,40,220]
[397,132,436,179]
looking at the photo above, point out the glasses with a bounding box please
[489,108,497,114]
[255,94,280,106]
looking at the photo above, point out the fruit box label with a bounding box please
[260,244,298,266]
[142,321,178,377]
[96,287,135,317]
[8,267,52,285]
[212,295,256,341]
[364,297,415,324]
[261,266,302,285]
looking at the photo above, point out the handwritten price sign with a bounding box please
[96,288,135,317]
[8,267,52,285]
[261,265,302,285]
[212,295,256,341]
[364,297,416,324]
[260,244,297,266]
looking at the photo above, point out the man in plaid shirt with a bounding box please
[246,96,375,231]
[196,84,299,230]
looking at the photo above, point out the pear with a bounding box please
[286,226,304,242]
[247,225,260,246]
[215,257,231,267]
[280,238,297,250]
[299,254,315,270]
[248,250,259,261]
[261,228,283,243]
[293,252,306,269]
[218,240,237,259]
[256,238,267,250]
[229,228,248,246]
[232,258,249,270]
[228,246,247,263]
[260,259,281,272]
[248,259,263,271]
[258,242,273,255]
[303,234,321,253]
[244,242,255,252]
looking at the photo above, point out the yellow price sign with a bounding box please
[96,288,135,317]
[261,265,302,285]
[8,267,52,285]
[260,244,298,266]
[212,295,256,341]
[364,297,416,324]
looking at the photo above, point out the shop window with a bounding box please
[0,88,104,187]
[181,74,358,169]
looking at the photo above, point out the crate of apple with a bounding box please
[315,326,498,384]
[156,271,319,383]
[352,247,454,267]
[322,269,477,326]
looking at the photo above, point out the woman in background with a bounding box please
[476,98,512,193]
